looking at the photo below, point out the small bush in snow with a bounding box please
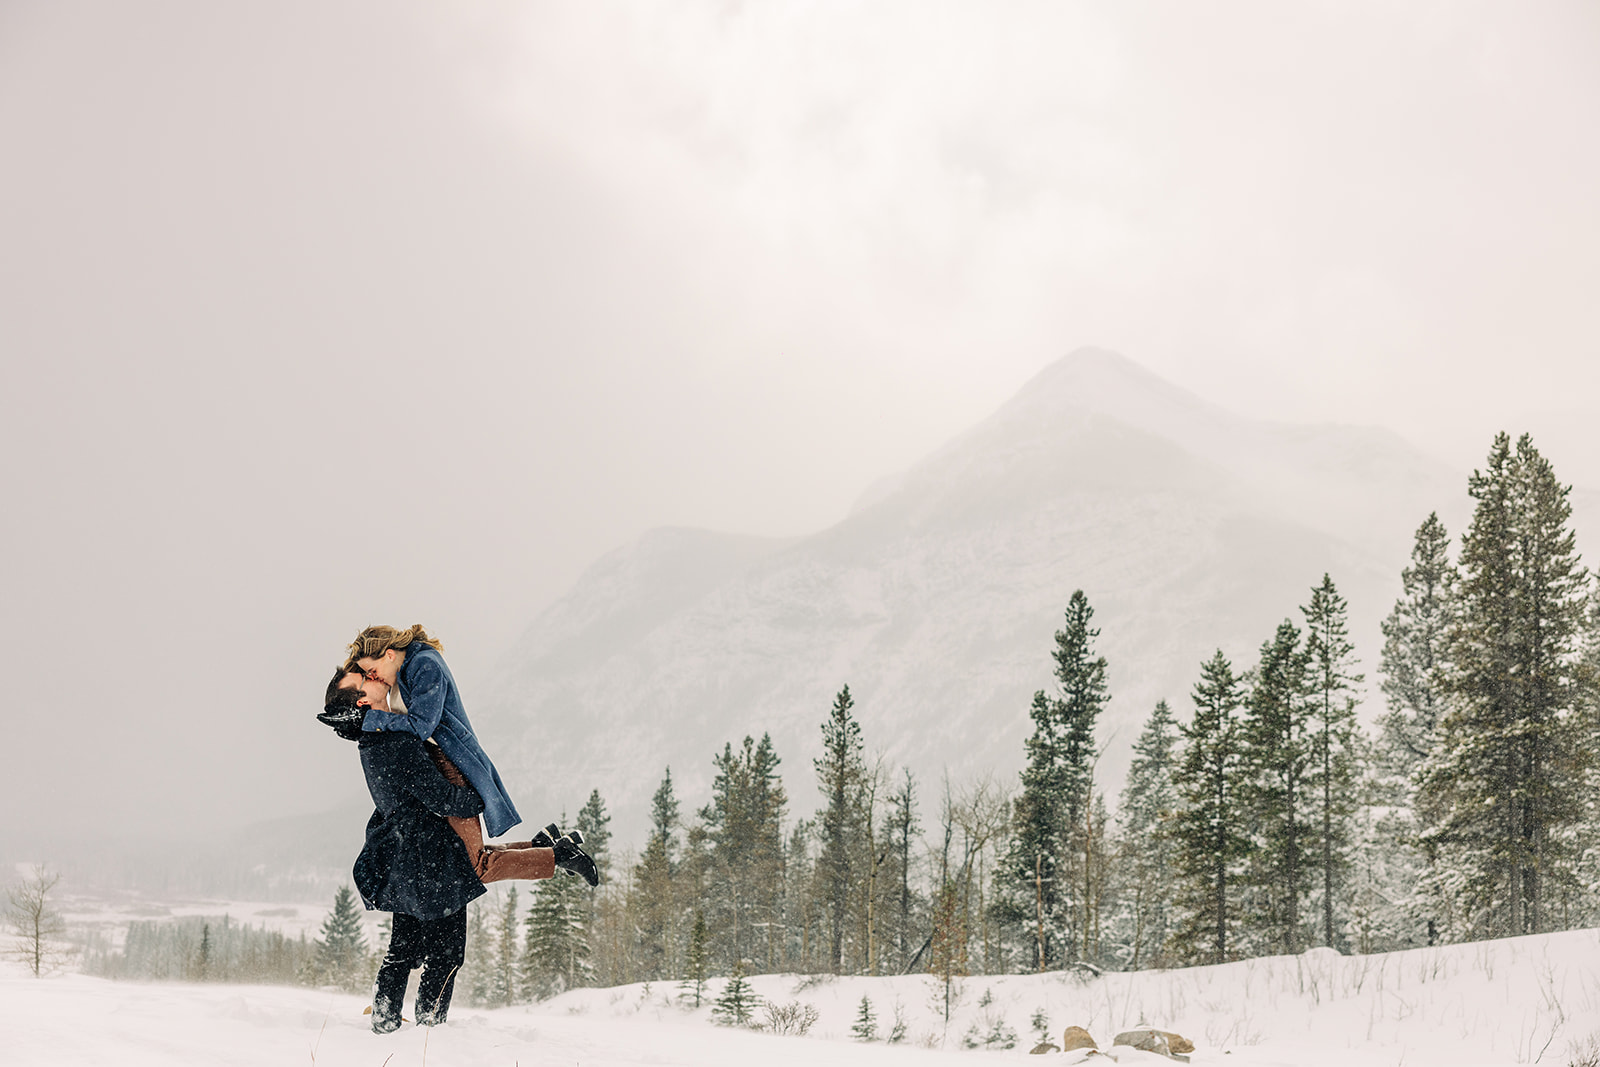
[963,1013,1018,1050]
[761,1000,820,1036]
[887,1000,908,1044]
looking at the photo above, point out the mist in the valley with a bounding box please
[2,2,1597,882]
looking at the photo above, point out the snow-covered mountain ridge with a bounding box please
[477,349,1486,844]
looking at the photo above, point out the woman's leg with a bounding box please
[426,745,555,882]
[475,844,555,881]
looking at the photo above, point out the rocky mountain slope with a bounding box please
[475,349,1478,844]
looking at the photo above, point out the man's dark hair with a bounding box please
[318,666,365,741]
[324,664,355,708]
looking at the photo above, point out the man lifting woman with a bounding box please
[318,624,597,1033]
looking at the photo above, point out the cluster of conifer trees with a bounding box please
[84,885,372,989]
[461,431,1600,994]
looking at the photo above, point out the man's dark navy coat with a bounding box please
[353,730,487,921]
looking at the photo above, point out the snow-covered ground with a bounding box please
[6,927,1600,1067]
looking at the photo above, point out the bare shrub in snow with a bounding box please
[760,1000,820,1036]
[1568,1031,1600,1067]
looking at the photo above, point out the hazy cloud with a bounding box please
[1,1,1596,846]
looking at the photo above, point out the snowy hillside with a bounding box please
[474,349,1468,841]
[9,926,1600,1066]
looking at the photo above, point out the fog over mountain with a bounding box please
[4,2,1599,889]
[474,348,1480,845]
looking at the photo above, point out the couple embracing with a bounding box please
[318,623,597,1033]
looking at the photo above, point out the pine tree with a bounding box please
[1002,689,1070,970]
[815,685,865,973]
[1301,574,1362,949]
[577,790,613,878]
[575,790,613,983]
[1170,652,1248,964]
[1113,700,1179,969]
[678,910,709,1007]
[1240,620,1313,955]
[710,957,760,1026]
[1053,590,1110,962]
[1001,590,1109,969]
[309,886,368,992]
[702,735,788,973]
[851,994,879,1041]
[1378,513,1457,775]
[522,809,594,999]
[1418,433,1591,938]
[1564,590,1600,929]
[1345,732,1426,953]
[1376,513,1458,946]
[194,924,212,981]
[631,768,680,981]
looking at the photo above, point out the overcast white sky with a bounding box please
[2,1,1597,845]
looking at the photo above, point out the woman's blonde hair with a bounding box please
[345,624,444,668]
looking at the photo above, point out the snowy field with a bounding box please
[6,927,1600,1067]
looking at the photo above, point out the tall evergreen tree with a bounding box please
[1375,514,1458,946]
[193,924,212,982]
[631,768,680,980]
[577,790,613,879]
[1054,591,1111,955]
[702,734,788,972]
[1001,591,1109,968]
[309,886,368,992]
[1378,513,1457,775]
[815,685,865,973]
[1170,652,1248,964]
[1301,574,1363,949]
[522,811,593,999]
[575,790,614,982]
[1240,620,1313,955]
[1418,433,1591,938]
[678,910,709,1007]
[1112,700,1180,969]
[1002,689,1070,970]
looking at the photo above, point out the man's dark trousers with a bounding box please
[371,908,467,1031]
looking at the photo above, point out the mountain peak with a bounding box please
[999,347,1218,428]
